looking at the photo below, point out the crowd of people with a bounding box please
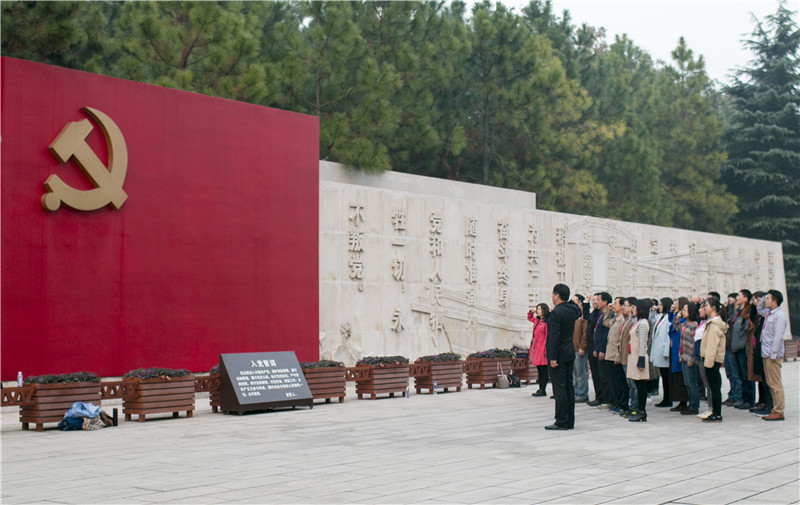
[528,284,788,430]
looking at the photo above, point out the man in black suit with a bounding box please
[545,283,581,430]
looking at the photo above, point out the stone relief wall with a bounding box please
[319,162,790,364]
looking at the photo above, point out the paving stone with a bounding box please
[1,363,797,504]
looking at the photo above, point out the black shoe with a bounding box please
[549,395,555,399]
[735,402,753,410]
[628,411,647,422]
[681,408,699,415]
[749,403,763,412]
[655,401,672,408]
[702,414,723,422]
[544,423,569,430]
[723,398,736,406]
[532,390,547,397]
[575,397,589,403]
[670,402,687,412]
[587,399,602,406]
[620,409,634,418]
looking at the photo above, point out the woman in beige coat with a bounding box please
[700,297,728,422]
[627,300,651,422]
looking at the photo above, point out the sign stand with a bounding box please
[219,352,313,414]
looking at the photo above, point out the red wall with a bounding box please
[1,58,319,380]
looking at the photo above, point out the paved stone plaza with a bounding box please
[2,363,798,505]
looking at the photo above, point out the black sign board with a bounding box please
[219,351,313,414]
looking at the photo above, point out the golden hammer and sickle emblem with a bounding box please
[42,107,128,211]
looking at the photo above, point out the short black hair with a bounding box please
[635,300,651,319]
[626,297,637,306]
[753,291,766,299]
[615,296,625,305]
[767,289,784,306]
[660,297,673,314]
[553,283,570,301]
[708,291,721,300]
[739,289,752,302]
[599,292,612,304]
[727,293,738,300]
[574,294,585,303]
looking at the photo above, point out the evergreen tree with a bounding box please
[277,1,401,172]
[106,2,277,105]
[353,1,468,178]
[658,37,736,233]
[582,35,669,226]
[1,1,111,70]
[723,2,800,331]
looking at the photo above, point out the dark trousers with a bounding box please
[658,367,671,403]
[612,363,629,408]
[634,379,648,414]
[550,360,575,428]
[587,341,602,401]
[536,365,549,391]
[706,362,722,417]
[596,359,614,404]
[758,377,773,408]
[734,350,754,404]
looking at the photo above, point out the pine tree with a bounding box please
[723,2,800,331]
[1,1,111,70]
[658,37,736,233]
[277,1,401,172]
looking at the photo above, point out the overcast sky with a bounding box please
[480,0,795,86]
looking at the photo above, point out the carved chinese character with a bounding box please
[391,256,405,281]
[465,241,476,260]
[497,221,509,241]
[348,254,364,280]
[391,309,405,332]
[498,286,508,308]
[465,261,478,284]
[348,203,365,227]
[348,230,364,252]
[465,217,478,237]
[429,236,443,257]
[497,263,509,285]
[430,212,442,234]
[429,284,443,305]
[465,286,477,306]
[497,241,507,260]
[391,207,407,231]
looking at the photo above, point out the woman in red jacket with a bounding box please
[528,303,550,397]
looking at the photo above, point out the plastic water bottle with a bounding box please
[17,371,23,387]
[433,381,438,395]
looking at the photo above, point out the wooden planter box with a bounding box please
[208,373,221,412]
[20,381,102,431]
[414,361,463,394]
[302,367,346,403]
[511,358,538,385]
[465,358,513,389]
[355,364,409,400]
[123,375,195,422]
[784,340,798,362]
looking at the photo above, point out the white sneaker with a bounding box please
[697,410,712,419]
